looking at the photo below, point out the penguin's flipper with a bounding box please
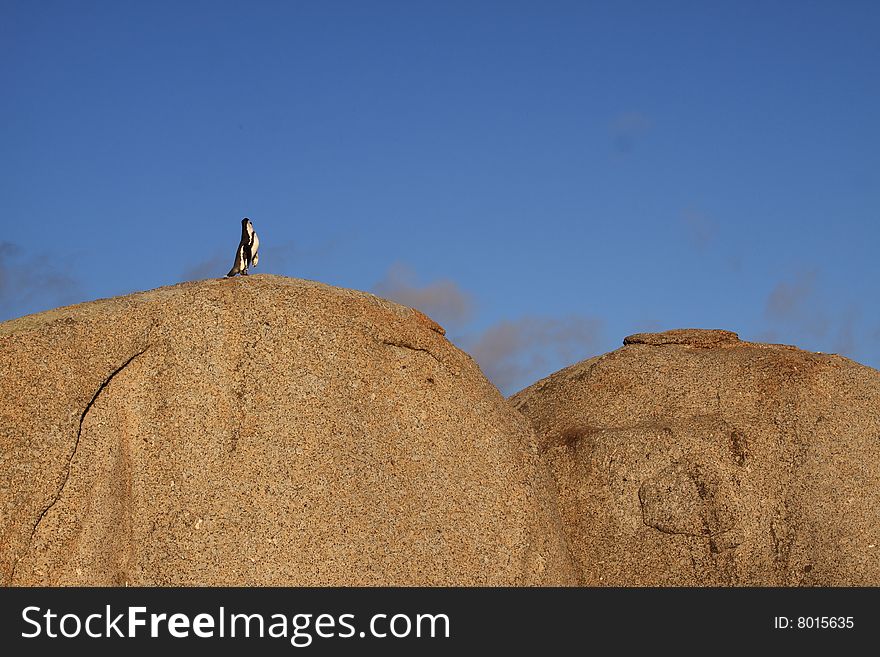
[226,244,246,277]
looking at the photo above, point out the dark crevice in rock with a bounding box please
[11,346,149,581]
[381,339,443,364]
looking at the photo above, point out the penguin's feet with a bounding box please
[242,269,249,276]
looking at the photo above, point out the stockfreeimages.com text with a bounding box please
[22,605,450,647]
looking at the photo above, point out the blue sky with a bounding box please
[2,0,878,393]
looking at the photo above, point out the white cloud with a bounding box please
[373,262,474,327]
[467,315,602,393]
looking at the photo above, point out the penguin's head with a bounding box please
[242,217,251,227]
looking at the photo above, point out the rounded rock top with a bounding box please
[623,328,741,348]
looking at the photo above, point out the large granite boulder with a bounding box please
[512,329,880,585]
[1,275,575,586]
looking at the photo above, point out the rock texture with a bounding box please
[512,329,880,586]
[0,275,575,586]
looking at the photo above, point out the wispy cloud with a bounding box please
[765,269,818,322]
[0,242,82,321]
[764,269,831,339]
[834,306,860,356]
[610,111,652,154]
[371,263,602,392]
[682,207,717,250]
[466,316,603,393]
[183,253,231,280]
[373,262,474,327]
[762,269,863,358]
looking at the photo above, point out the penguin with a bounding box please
[226,217,260,277]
